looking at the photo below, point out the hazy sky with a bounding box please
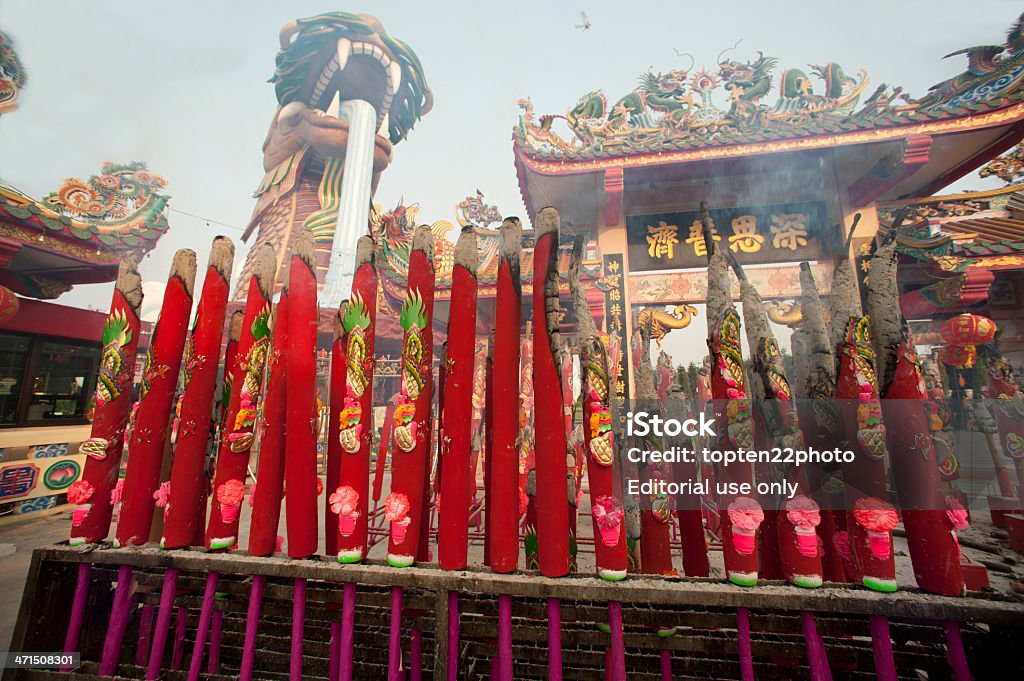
[1,1,1017,340]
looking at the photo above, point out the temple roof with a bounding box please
[0,162,171,299]
[516,14,1024,166]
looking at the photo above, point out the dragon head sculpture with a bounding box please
[262,12,432,178]
[0,30,26,114]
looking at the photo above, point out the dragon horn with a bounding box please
[717,38,743,64]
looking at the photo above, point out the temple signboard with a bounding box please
[626,201,828,271]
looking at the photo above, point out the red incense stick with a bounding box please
[113,250,196,547]
[532,207,571,578]
[285,228,320,559]
[332,236,378,563]
[68,253,143,545]
[386,225,435,568]
[438,227,479,570]
[488,218,523,573]
[162,237,234,548]
[206,243,275,549]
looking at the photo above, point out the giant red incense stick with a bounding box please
[438,227,479,570]
[533,207,571,578]
[732,258,824,589]
[387,225,435,568]
[488,218,523,574]
[238,280,288,681]
[206,243,275,550]
[868,239,964,597]
[285,228,320,559]
[112,250,196,547]
[702,206,759,587]
[828,229,896,593]
[67,253,144,545]
[332,236,378,563]
[163,237,234,548]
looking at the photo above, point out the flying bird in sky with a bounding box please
[575,12,591,30]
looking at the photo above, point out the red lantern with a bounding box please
[0,286,19,325]
[939,314,997,347]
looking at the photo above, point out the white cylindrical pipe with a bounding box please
[321,98,377,307]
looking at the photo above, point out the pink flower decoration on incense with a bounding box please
[110,479,125,506]
[330,486,360,516]
[153,481,171,508]
[385,492,411,544]
[216,479,246,523]
[592,495,624,548]
[68,480,94,505]
[945,496,969,531]
[728,496,763,555]
[853,496,898,559]
[785,495,821,557]
[728,496,764,532]
[68,480,94,527]
[330,486,361,537]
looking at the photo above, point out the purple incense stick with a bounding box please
[340,582,356,681]
[239,574,265,681]
[737,607,754,681]
[146,567,180,679]
[497,594,513,681]
[136,604,154,667]
[410,629,423,681]
[187,571,218,681]
[208,610,223,675]
[390,586,404,681]
[291,578,307,681]
[448,591,460,681]
[547,598,562,681]
[802,611,832,681]
[100,564,135,676]
[660,649,672,680]
[607,600,626,681]
[172,606,187,669]
[61,562,91,671]
[869,615,897,681]
[329,622,341,681]
[944,620,973,681]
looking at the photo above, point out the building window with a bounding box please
[0,333,100,427]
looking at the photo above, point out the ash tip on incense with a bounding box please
[411,224,435,265]
[536,206,560,237]
[209,235,236,281]
[171,249,199,298]
[454,226,478,274]
[499,217,522,259]
[355,235,375,268]
[251,243,278,299]
[116,251,144,310]
[228,310,244,342]
[292,227,317,271]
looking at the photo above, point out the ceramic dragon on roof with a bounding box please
[0,30,25,115]
[516,13,1024,161]
[0,162,170,298]
[235,12,432,300]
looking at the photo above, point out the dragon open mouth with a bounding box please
[307,37,403,134]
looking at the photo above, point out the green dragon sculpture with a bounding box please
[0,30,25,115]
[235,12,432,298]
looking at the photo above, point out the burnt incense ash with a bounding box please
[866,238,901,393]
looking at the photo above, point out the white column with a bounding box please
[320,98,376,307]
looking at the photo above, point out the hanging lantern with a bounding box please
[940,314,997,347]
[0,286,19,325]
[938,344,976,369]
